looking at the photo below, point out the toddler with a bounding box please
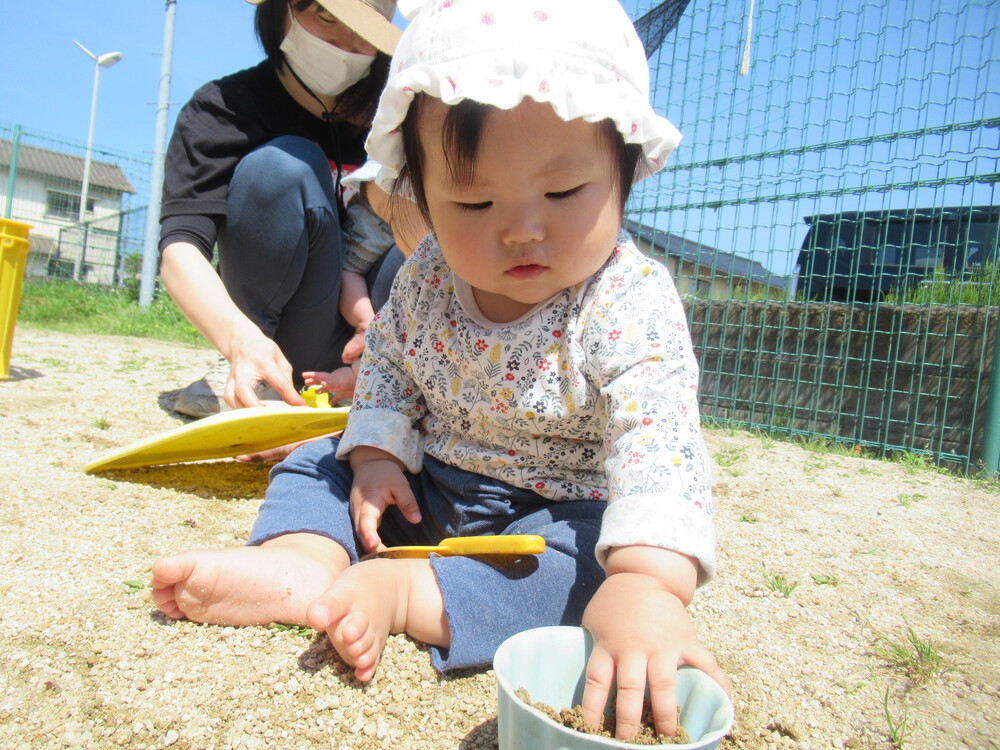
[152,0,727,739]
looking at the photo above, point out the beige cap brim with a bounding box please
[246,0,400,56]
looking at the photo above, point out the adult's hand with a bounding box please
[224,326,304,408]
[160,241,305,409]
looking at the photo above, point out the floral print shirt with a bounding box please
[337,231,715,579]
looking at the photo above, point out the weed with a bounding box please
[959,581,983,598]
[715,447,747,468]
[812,573,840,586]
[762,564,798,596]
[269,623,315,639]
[898,493,926,508]
[92,417,110,430]
[835,679,866,695]
[873,623,944,685]
[895,451,936,475]
[749,428,777,449]
[857,547,887,556]
[41,357,69,368]
[123,580,147,594]
[116,357,149,373]
[882,685,910,748]
[799,435,861,458]
[737,514,759,523]
[804,453,829,473]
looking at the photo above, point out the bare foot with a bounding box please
[306,559,449,682]
[150,541,344,627]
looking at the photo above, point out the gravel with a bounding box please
[1,327,997,749]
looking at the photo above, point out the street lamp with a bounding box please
[74,41,122,225]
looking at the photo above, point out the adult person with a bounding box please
[159,0,407,418]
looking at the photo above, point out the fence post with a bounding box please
[3,124,21,219]
[981,311,1000,477]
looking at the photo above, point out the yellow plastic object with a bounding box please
[84,404,350,473]
[365,535,546,560]
[0,218,32,380]
[301,385,331,408]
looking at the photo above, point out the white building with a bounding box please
[1,138,137,285]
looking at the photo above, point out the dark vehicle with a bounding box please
[796,205,1000,302]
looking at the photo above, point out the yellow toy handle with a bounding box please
[439,535,546,556]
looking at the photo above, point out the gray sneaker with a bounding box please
[174,354,286,418]
[174,354,231,419]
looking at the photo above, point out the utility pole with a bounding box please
[139,0,177,307]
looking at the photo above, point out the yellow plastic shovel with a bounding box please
[363,534,546,560]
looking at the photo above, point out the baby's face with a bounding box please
[419,98,623,323]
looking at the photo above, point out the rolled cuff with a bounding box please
[596,492,716,585]
[335,408,425,474]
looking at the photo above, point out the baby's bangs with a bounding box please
[440,99,487,190]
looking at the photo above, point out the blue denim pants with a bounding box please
[249,437,605,673]
[219,135,404,381]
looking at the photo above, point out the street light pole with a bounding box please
[74,41,122,225]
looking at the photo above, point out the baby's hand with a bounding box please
[349,447,421,553]
[580,548,728,741]
[341,328,368,365]
[302,366,357,402]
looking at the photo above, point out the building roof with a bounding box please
[0,138,136,195]
[624,218,791,292]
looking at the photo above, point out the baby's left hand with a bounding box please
[302,366,357,403]
[580,549,729,741]
[341,328,368,365]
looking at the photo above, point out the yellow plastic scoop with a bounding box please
[363,534,546,560]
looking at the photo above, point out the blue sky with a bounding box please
[1,1,283,158]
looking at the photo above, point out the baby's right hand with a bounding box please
[349,447,421,553]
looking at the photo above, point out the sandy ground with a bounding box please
[0,327,997,750]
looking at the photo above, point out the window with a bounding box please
[46,190,94,220]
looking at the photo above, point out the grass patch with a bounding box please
[898,493,926,508]
[882,685,910,748]
[269,623,316,639]
[762,563,798,597]
[811,573,840,586]
[17,280,208,348]
[873,622,945,685]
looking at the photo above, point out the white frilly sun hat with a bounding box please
[366,0,683,195]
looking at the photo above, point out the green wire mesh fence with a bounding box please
[625,0,999,474]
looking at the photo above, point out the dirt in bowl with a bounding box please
[515,687,691,746]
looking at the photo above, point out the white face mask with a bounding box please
[280,13,376,97]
